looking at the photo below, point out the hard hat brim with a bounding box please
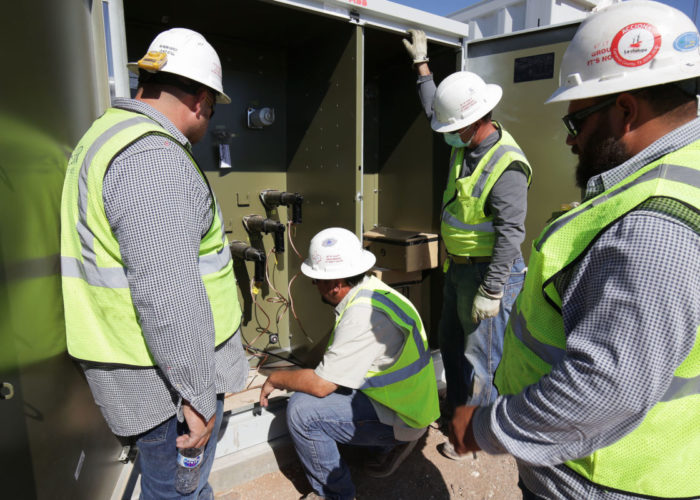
[546,65,700,104]
[126,61,232,104]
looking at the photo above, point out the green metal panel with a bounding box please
[285,25,360,363]
[466,25,581,259]
[1,1,128,499]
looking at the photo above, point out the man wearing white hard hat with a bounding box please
[448,1,700,498]
[259,227,439,500]
[402,31,532,459]
[61,28,246,497]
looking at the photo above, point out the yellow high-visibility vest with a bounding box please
[61,108,241,366]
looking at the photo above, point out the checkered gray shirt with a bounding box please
[81,98,247,437]
[473,118,700,499]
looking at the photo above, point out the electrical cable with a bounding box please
[286,221,314,343]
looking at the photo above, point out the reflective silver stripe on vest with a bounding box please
[536,164,700,251]
[64,117,231,287]
[353,290,431,390]
[513,305,700,400]
[660,373,700,402]
[199,246,232,275]
[69,117,154,287]
[472,145,525,198]
[510,308,565,366]
[441,210,494,233]
[61,255,128,288]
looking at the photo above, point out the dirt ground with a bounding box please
[217,422,522,500]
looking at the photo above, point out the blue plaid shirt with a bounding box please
[473,118,700,499]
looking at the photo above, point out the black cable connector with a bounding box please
[243,215,286,253]
[260,190,304,224]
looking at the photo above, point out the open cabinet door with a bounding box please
[1,1,131,499]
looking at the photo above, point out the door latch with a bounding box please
[0,382,15,400]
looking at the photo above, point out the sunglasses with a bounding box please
[561,94,619,137]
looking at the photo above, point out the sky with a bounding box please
[391,0,699,25]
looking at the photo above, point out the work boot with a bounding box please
[439,441,476,460]
[363,439,419,478]
[300,493,325,499]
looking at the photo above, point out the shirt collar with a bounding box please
[583,117,700,200]
[467,121,500,159]
[333,275,372,315]
[112,97,192,151]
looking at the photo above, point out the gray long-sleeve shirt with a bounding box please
[81,98,247,437]
[418,74,528,293]
[472,118,700,499]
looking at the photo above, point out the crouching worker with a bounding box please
[259,227,440,500]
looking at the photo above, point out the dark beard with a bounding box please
[575,131,631,190]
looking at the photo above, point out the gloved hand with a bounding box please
[471,285,503,323]
[402,29,429,65]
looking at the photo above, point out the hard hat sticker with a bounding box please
[322,238,337,247]
[459,98,477,112]
[673,32,699,52]
[611,23,661,67]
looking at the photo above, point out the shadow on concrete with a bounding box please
[270,428,452,499]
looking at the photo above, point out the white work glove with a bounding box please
[471,285,503,323]
[402,29,429,65]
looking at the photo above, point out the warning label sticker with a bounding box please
[610,23,661,67]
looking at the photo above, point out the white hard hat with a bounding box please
[127,28,231,104]
[547,0,700,103]
[301,227,376,280]
[431,71,503,133]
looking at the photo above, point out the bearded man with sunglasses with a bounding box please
[448,2,700,499]
[402,30,532,460]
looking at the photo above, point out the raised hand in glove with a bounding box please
[402,29,429,65]
[471,285,503,323]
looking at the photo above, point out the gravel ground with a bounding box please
[218,423,522,500]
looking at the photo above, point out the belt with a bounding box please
[448,255,491,264]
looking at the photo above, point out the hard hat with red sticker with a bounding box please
[547,0,700,103]
[611,23,661,68]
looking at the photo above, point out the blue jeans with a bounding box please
[135,396,224,500]
[438,256,526,410]
[286,389,401,500]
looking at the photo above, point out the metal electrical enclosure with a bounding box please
[120,0,468,362]
[3,0,591,497]
[466,23,582,257]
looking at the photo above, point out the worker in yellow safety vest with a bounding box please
[448,2,700,498]
[260,227,439,500]
[60,28,247,498]
[402,30,532,460]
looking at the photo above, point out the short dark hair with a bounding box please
[636,79,697,116]
[138,68,204,96]
[344,272,368,288]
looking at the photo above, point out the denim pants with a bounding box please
[438,256,526,410]
[286,389,402,500]
[135,396,225,500]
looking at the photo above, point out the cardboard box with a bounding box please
[372,267,425,325]
[364,226,439,272]
[371,267,423,287]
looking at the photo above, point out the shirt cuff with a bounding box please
[417,73,434,84]
[473,405,507,454]
[186,386,217,421]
